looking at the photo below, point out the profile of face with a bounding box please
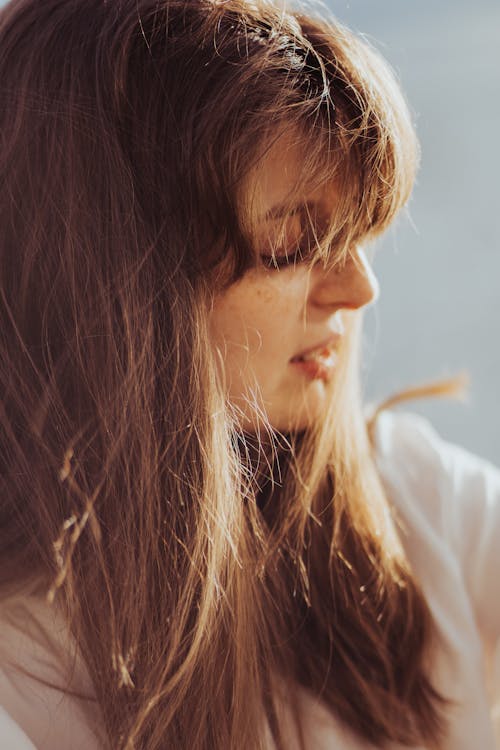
[209,134,379,433]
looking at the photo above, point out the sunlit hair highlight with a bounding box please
[237,10,418,274]
[0,1,448,748]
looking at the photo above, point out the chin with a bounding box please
[229,377,332,434]
[262,382,331,434]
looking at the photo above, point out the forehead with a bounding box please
[245,129,337,223]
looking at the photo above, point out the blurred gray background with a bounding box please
[327,0,500,464]
[1,0,498,463]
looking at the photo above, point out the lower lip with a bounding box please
[290,355,337,382]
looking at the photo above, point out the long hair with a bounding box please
[0,0,449,747]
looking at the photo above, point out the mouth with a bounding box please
[290,334,342,362]
[289,336,341,382]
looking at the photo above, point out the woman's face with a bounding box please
[209,136,379,433]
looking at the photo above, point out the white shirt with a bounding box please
[1,410,500,749]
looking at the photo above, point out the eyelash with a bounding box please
[259,247,310,270]
[258,205,329,271]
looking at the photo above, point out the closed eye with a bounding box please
[258,205,323,271]
[259,247,310,270]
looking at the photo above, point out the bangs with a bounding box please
[196,4,418,283]
[238,11,418,274]
[297,12,419,262]
[244,105,416,275]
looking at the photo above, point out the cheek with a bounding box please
[211,297,280,370]
[208,271,310,384]
[210,278,278,347]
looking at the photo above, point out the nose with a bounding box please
[310,247,379,312]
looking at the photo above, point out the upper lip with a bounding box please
[291,334,343,361]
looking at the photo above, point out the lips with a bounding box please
[289,335,342,383]
[290,334,342,363]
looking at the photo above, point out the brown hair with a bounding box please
[0,0,450,748]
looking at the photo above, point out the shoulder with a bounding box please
[372,409,464,563]
[373,409,500,641]
[373,408,472,487]
[372,408,500,530]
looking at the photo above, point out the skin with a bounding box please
[209,135,379,433]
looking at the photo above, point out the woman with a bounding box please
[0,0,499,748]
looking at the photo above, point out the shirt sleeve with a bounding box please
[0,594,104,750]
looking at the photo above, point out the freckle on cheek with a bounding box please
[257,287,274,303]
